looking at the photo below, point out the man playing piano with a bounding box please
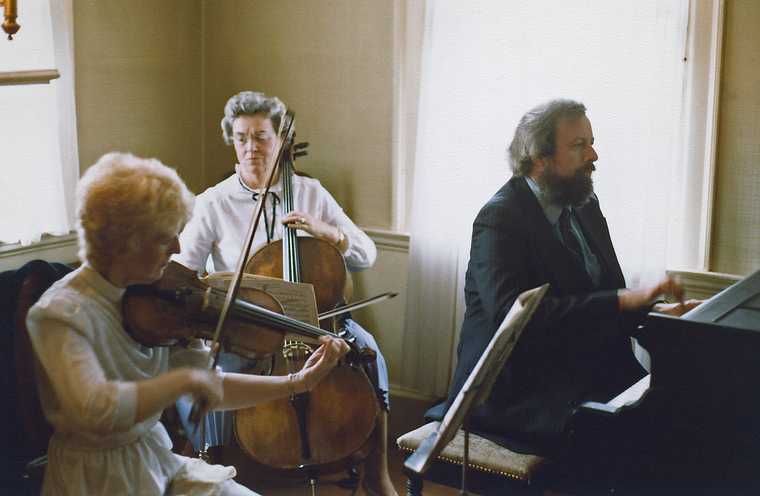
[427,99,699,486]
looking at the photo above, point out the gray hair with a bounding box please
[76,152,194,271]
[507,99,587,176]
[220,91,287,145]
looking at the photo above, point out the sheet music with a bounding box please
[204,272,319,337]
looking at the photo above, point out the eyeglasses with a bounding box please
[232,133,275,146]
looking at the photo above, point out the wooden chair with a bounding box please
[0,260,72,494]
[397,422,549,495]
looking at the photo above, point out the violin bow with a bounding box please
[188,109,296,427]
[317,292,398,321]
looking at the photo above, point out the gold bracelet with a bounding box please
[287,372,296,398]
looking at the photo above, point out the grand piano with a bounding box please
[570,269,760,489]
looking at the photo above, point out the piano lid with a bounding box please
[681,268,760,331]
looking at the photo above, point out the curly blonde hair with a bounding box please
[76,152,194,271]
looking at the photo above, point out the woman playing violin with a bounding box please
[174,91,396,496]
[27,152,348,495]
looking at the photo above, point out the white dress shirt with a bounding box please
[174,167,377,273]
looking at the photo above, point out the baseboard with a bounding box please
[388,383,440,443]
[389,383,441,403]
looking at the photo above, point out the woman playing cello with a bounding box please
[27,152,348,495]
[173,91,397,496]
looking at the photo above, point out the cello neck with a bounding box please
[281,156,302,283]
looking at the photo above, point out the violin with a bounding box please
[122,260,376,363]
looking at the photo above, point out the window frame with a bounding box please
[0,0,79,270]
[0,68,59,85]
[666,0,733,296]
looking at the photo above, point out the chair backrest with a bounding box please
[11,260,72,461]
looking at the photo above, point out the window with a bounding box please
[399,0,709,397]
[0,0,78,247]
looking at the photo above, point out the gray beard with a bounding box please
[540,162,595,207]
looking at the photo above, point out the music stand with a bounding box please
[404,284,548,494]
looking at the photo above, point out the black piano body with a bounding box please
[568,269,760,489]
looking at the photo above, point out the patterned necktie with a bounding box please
[558,208,583,259]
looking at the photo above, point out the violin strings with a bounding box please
[206,286,333,340]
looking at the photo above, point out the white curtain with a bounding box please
[0,0,78,245]
[50,0,80,232]
[402,0,690,397]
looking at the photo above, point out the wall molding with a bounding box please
[364,228,410,253]
[0,233,78,272]
[0,228,409,272]
[667,267,741,300]
[0,69,60,85]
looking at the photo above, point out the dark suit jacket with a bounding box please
[426,175,646,455]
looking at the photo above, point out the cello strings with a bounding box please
[206,286,336,339]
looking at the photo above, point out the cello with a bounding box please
[230,112,381,474]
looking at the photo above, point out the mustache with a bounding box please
[581,162,596,173]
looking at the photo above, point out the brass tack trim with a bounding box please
[398,444,534,482]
